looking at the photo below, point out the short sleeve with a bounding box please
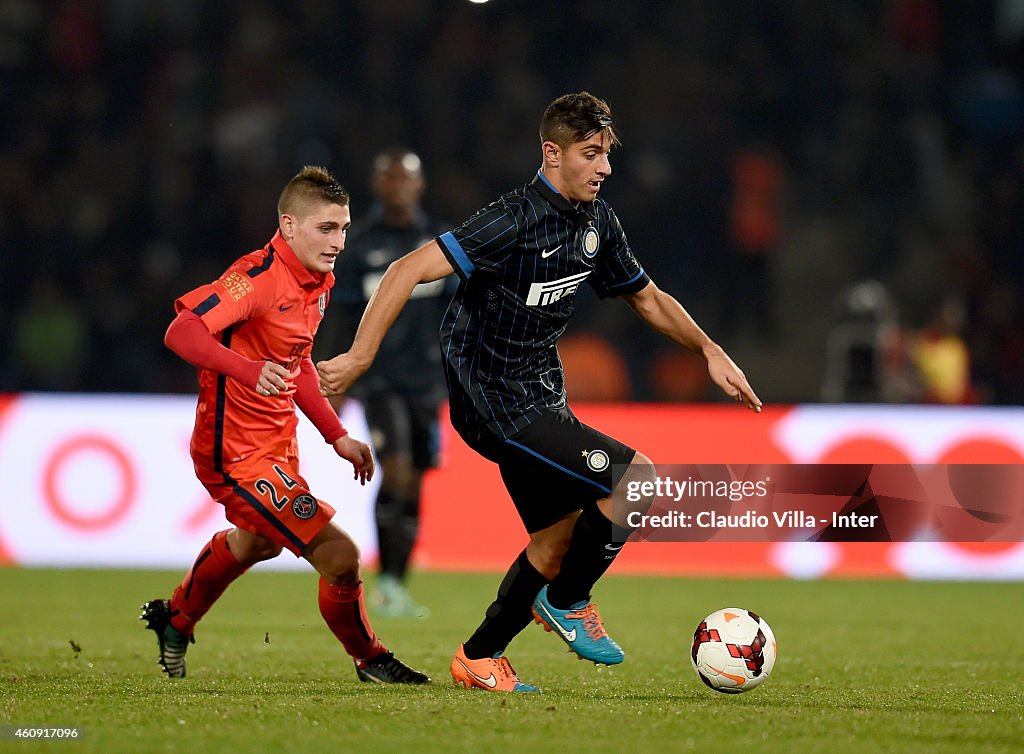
[588,207,650,299]
[174,256,277,335]
[436,200,519,282]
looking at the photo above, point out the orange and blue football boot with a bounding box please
[450,645,539,693]
[531,585,624,665]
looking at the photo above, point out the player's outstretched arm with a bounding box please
[317,240,454,396]
[623,281,762,412]
[332,435,375,485]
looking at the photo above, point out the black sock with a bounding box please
[375,488,419,580]
[546,504,632,609]
[463,550,548,660]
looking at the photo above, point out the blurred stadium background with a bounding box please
[1,1,1023,578]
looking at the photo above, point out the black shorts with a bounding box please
[470,408,636,533]
[362,393,440,470]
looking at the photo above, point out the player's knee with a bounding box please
[379,455,418,497]
[228,531,283,565]
[318,550,362,586]
[307,529,362,585]
[236,547,282,567]
[614,452,657,521]
[527,536,571,578]
[323,560,361,586]
[532,548,565,578]
[632,450,654,471]
[250,541,284,562]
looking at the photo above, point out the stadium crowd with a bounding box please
[1,0,1022,403]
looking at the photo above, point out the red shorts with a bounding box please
[194,440,336,556]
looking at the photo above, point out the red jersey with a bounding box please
[176,231,334,469]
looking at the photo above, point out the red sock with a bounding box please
[169,530,248,634]
[317,578,386,664]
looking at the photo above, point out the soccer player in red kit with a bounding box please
[141,166,429,684]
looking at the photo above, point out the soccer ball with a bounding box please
[690,608,777,693]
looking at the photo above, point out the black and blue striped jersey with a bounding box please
[436,170,650,445]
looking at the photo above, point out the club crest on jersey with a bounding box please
[318,292,327,316]
[582,226,600,258]
[525,270,591,307]
[292,494,318,519]
[584,449,610,472]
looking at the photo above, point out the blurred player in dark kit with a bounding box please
[325,149,454,617]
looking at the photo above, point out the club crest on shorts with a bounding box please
[292,494,318,519]
[582,226,600,258]
[583,448,610,472]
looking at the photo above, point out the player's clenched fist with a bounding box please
[317,353,366,397]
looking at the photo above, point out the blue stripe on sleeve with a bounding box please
[606,268,646,290]
[192,293,221,316]
[438,231,476,279]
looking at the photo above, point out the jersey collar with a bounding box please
[269,230,333,289]
[532,171,581,215]
[531,169,595,219]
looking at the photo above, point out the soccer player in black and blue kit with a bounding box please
[319,92,762,692]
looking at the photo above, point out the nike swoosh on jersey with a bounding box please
[536,601,578,642]
[455,657,497,688]
[604,543,624,551]
[278,304,294,312]
[540,245,562,258]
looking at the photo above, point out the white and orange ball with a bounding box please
[691,608,777,693]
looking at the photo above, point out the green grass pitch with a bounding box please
[1,568,1022,753]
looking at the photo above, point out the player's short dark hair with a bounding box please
[540,92,621,149]
[278,165,349,217]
